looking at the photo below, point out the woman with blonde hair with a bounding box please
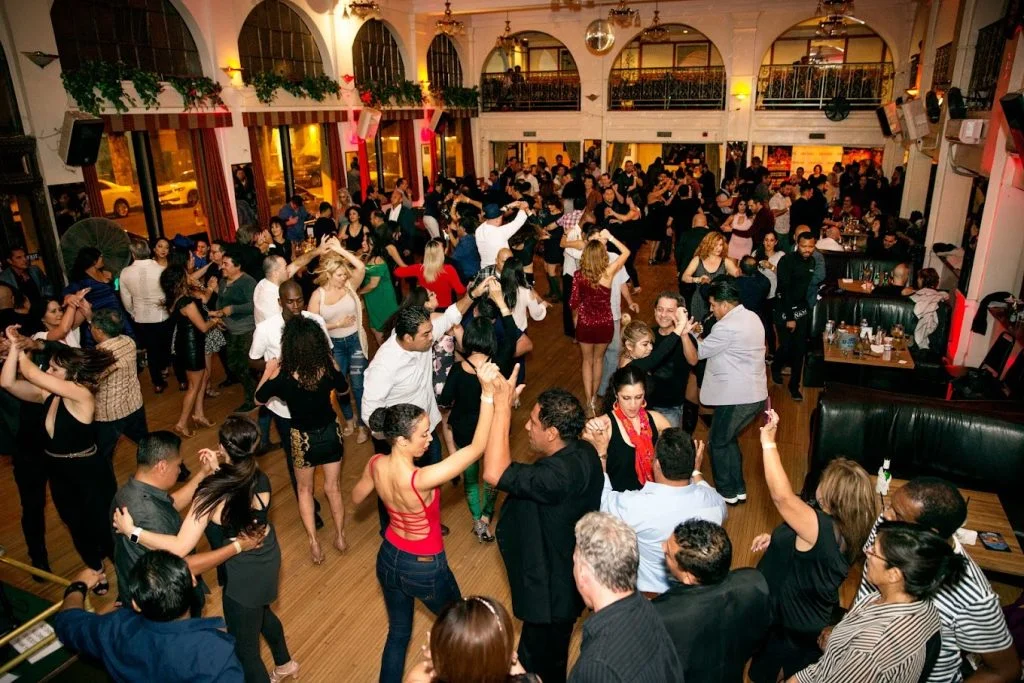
[570,230,630,414]
[750,410,879,682]
[680,232,739,322]
[309,244,370,442]
[393,239,465,308]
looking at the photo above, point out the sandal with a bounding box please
[356,427,369,444]
[269,660,300,683]
[172,424,194,439]
[192,415,213,428]
[205,388,221,398]
[93,573,110,596]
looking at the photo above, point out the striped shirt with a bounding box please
[795,592,940,683]
[857,515,1014,682]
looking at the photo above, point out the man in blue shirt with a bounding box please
[54,550,244,683]
[278,194,310,242]
[450,208,481,284]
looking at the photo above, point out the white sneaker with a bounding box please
[737,493,748,501]
[722,495,740,505]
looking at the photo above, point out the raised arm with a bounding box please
[602,231,630,280]
[285,242,324,279]
[2,340,45,403]
[482,365,520,486]
[16,348,93,404]
[760,410,819,545]
[321,238,367,284]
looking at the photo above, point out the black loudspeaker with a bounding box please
[58,111,104,166]
[999,91,1024,154]
[876,106,893,136]
[947,87,968,119]
[925,90,942,123]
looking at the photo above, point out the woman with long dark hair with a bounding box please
[2,327,116,594]
[404,596,540,682]
[113,416,299,683]
[255,315,349,564]
[353,363,513,683]
[30,292,89,347]
[161,265,221,438]
[65,246,133,347]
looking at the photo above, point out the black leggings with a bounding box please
[45,452,116,570]
[222,594,291,683]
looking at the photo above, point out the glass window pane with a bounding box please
[675,44,709,67]
[257,127,286,211]
[289,123,324,208]
[846,37,883,63]
[444,130,463,178]
[641,44,674,68]
[769,40,807,65]
[151,129,199,237]
[95,133,147,238]
[809,39,846,64]
[378,122,403,192]
[529,48,559,72]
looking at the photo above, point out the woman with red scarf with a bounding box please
[583,365,672,491]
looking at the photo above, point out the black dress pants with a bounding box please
[135,320,171,388]
[12,441,49,568]
[772,315,810,391]
[518,619,576,683]
[45,452,117,570]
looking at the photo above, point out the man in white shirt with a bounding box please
[252,245,326,325]
[475,202,530,269]
[769,181,792,246]
[119,241,169,391]
[680,279,767,504]
[815,225,845,252]
[249,279,330,527]
[597,430,726,594]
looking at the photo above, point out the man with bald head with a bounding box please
[249,279,330,527]
[871,263,915,297]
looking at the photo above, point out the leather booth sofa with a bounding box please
[802,293,951,395]
[802,384,1024,535]
[822,253,913,284]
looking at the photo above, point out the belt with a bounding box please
[45,444,98,459]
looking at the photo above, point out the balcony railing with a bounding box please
[967,20,1005,111]
[480,70,581,112]
[756,62,894,111]
[608,66,726,110]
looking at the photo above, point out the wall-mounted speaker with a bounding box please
[900,98,931,139]
[1000,91,1024,155]
[426,108,444,133]
[356,107,382,140]
[58,111,104,166]
[925,90,942,123]
[947,87,968,120]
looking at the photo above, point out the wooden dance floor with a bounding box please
[0,258,822,680]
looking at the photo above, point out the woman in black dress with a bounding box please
[342,206,368,256]
[113,416,299,683]
[255,315,350,565]
[160,265,222,438]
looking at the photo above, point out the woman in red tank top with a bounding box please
[353,362,517,683]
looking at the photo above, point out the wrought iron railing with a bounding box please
[480,70,581,112]
[967,20,1005,110]
[608,66,726,110]
[756,62,894,110]
[933,42,954,91]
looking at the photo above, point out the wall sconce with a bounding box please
[732,93,748,101]
[22,51,59,69]
[222,66,243,77]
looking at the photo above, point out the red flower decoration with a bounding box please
[342,74,355,84]
[360,91,373,104]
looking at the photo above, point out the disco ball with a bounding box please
[585,19,615,54]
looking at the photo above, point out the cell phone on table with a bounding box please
[763,396,772,425]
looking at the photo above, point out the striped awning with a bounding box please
[242,110,349,127]
[104,111,233,132]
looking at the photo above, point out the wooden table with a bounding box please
[878,478,1024,577]
[822,335,916,370]
[838,279,873,294]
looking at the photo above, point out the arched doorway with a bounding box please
[757,18,894,111]
[608,24,726,110]
[480,32,580,112]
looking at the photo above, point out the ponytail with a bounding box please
[876,521,968,600]
[368,404,426,444]
[193,416,261,533]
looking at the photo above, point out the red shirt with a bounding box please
[392,263,466,307]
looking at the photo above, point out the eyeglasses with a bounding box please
[864,547,887,564]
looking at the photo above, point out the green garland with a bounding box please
[431,85,479,110]
[302,75,341,102]
[244,71,340,104]
[60,60,219,115]
[166,76,224,111]
[245,71,285,104]
[129,68,164,109]
[356,79,425,108]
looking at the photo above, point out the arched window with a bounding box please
[50,0,202,77]
[427,35,463,90]
[239,0,324,81]
[608,24,725,110]
[757,18,894,110]
[352,20,405,84]
[480,32,580,112]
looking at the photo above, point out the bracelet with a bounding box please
[480,395,494,404]
[763,443,778,449]
[691,469,703,477]
[64,581,89,600]
[232,540,242,555]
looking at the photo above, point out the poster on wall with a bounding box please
[765,146,793,186]
[46,182,92,237]
[231,163,258,229]
[842,147,885,169]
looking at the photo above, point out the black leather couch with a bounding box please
[822,252,913,284]
[802,293,951,395]
[802,384,1024,536]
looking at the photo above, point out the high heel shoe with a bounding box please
[309,539,324,566]
[172,424,194,439]
[269,660,300,682]
[191,415,213,428]
[473,519,495,543]
[93,572,110,596]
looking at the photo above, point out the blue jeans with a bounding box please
[599,318,622,396]
[331,334,366,423]
[708,400,765,498]
[376,539,461,682]
[648,403,684,430]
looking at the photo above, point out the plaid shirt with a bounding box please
[96,335,143,422]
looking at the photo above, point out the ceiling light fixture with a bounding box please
[343,1,381,20]
[608,0,640,29]
[435,1,465,36]
[640,7,669,43]
[814,0,858,37]
[495,14,526,52]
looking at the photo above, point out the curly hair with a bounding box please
[696,232,727,260]
[313,252,352,289]
[579,240,609,286]
[159,265,188,312]
[280,315,334,391]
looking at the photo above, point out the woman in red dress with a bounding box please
[570,229,630,415]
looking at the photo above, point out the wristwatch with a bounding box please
[129,526,143,544]
[64,581,88,599]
